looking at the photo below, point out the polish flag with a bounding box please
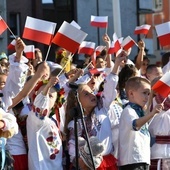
[23,16,56,45]
[118,37,124,44]
[7,39,16,51]
[108,41,115,54]
[90,15,108,28]
[113,33,121,53]
[121,36,136,51]
[134,24,151,35]
[24,45,35,59]
[70,20,81,30]
[152,72,170,98]
[95,45,105,56]
[52,21,87,54]
[0,16,8,35]
[78,41,95,55]
[89,68,105,75]
[155,22,170,47]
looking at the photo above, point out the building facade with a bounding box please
[0,0,168,64]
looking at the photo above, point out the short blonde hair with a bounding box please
[125,76,150,96]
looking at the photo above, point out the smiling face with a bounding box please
[78,84,97,114]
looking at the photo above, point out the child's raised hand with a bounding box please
[152,103,163,115]
[138,40,145,50]
[47,76,59,88]
[102,34,111,48]
[115,50,128,65]
[15,37,25,53]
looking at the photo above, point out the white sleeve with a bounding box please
[59,74,69,87]
[162,60,170,74]
[4,53,29,96]
[0,108,18,134]
[33,92,49,114]
[101,73,118,108]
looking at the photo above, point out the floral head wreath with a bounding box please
[33,80,65,117]
[55,48,67,64]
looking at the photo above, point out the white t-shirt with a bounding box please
[118,105,150,166]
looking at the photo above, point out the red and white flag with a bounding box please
[118,37,124,44]
[7,39,16,51]
[52,21,87,54]
[121,36,136,51]
[24,45,35,59]
[0,16,8,35]
[90,15,108,28]
[23,16,56,45]
[70,20,81,30]
[152,72,170,98]
[108,41,115,54]
[134,24,151,35]
[95,45,105,56]
[78,41,95,55]
[89,68,105,75]
[155,22,170,47]
[113,33,121,53]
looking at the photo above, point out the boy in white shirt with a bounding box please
[118,77,163,170]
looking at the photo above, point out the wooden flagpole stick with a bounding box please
[44,45,51,61]
[105,26,108,34]
[135,41,139,48]
[142,34,146,40]
[7,27,17,39]
[57,53,74,77]
[83,61,92,71]
[161,97,167,104]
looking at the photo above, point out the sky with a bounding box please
[42,0,53,3]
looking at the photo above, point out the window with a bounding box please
[9,13,20,38]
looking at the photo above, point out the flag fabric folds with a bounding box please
[52,21,87,54]
[22,16,56,45]
[7,39,16,51]
[155,21,170,47]
[95,46,105,56]
[78,41,95,55]
[134,24,151,35]
[108,33,121,54]
[121,36,136,51]
[90,15,108,28]
[0,16,8,35]
[24,45,35,59]
[152,72,170,98]
[108,41,115,54]
[89,68,105,75]
[70,20,81,30]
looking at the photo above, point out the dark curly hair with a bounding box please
[118,64,137,90]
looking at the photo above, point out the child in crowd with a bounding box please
[65,51,127,170]
[146,64,163,82]
[161,52,170,73]
[148,76,170,170]
[118,64,139,106]
[118,76,163,170]
[26,75,63,170]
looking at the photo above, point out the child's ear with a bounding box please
[128,89,134,98]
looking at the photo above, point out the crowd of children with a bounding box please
[0,34,169,170]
